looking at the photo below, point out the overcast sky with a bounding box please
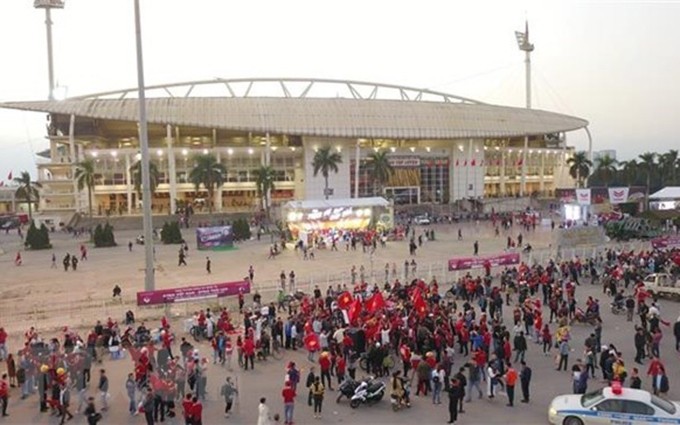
[1,0,679,181]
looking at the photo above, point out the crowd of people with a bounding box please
[2,213,680,424]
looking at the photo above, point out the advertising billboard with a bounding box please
[196,226,233,250]
[448,252,520,271]
[136,280,250,306]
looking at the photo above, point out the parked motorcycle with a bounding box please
[350,377,386,408]
[336,378,361,403]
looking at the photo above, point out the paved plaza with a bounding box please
[0,218,677,424]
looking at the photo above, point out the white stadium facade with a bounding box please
[0,78,588,219]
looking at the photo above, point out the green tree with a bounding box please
[13,171,41,220]
[189,154,227,214]
[130,159,160,197]
[253,165,276,216]
[74,159,96,217]
[367,151,394,196]
[638,152,657,205]
[311,146,343,200]
[617,160,639,187]
[594,154,617,188]
[566,151,593,188]
[659,150,679,186]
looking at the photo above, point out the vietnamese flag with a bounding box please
[7,171,12,180]
[304,333,320,352]
[348,299,362,324]
[470,159,476,166]
[366,291,385,313]
[455,159,459,167]
[517,158,523,167]
[301,296,311,313]
[337,291,353,310]
[463,159,467,166]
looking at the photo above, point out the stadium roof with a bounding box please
[284,197,390,210]
[0,78,589,140]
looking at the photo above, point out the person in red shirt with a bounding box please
[191,396,203,425]
[318,352,333,390]
[181,393,193,424]
[503,363,518,406]
[243,336,255,370]
[336,354,346,385]
[0,328,7,361]
[0,374,8,416]
[281,381,296,425]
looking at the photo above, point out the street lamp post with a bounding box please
[34,0,65,101]
[515,20,534,197]
[133,0,155,292]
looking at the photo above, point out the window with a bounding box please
[622,400,654,415]
[580,390,605,408]
[593,399,624,413]
[651,394,676,415]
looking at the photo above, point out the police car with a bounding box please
[548,384,680,425]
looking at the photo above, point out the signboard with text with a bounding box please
[448,252,520,271]
[196,226,233,250]
[651,236,680,250]
[136,280,250,306]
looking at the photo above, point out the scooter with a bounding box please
[390,380,411,411]
[610,301,625,315]
[350,377,386,408]
[336,378,361,403]
[570,308,600,326]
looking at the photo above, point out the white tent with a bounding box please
[650,187,680,200]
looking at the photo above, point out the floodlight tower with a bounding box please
[515,20,534,197]
[34,0,65,101]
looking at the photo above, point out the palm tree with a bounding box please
[566,151,593,188]
[129,159,160,197]
[312,146,343,200]
[659,150,679,185]
[638,152,657,206]
[618,160,638,187]
[367,151,394,196]
[13,171,41,220]
[74,159,96,217]
[594,154,617,188]
[253,165,276,216]
[189,154,226,214]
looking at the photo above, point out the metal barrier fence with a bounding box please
[0,239,648,334]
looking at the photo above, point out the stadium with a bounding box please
[0,78,588,220]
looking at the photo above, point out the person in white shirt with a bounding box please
[380,327,390,347]
[257,397,271,425]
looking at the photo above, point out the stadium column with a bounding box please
[265,132,271,209]
[125,153,132,215]
[215,150,223,212]
[68,114,78,212]
[520,136,528,197]
[167,125,177,215]
[539,150,545,194]
[448,146,455,203]
[500,150,506,196]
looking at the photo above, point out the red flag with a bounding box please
[7,172,11,180]
[471,159,476,166]
[304,333,320,352]
[366,291,385,313]
[455,159,459,167]
[301,296,311,313]
[517,158,523,167]
[496,160,501,166]
[463,159,467,166]
[0,181,3,187]
[413,291,427,318]
[348,299,362,324]
[337,291,353,310]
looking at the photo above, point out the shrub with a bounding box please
[25,221,52,250]
[233,218,251,241]
[161,221,183,244]
[94,222,117,247]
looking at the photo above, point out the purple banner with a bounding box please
[448,252,521,271]
[196,226,233,250]
[136,280,250,306]
[651,236,680,250]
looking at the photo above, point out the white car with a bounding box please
[414,216,431,225]
[548,386,680,425]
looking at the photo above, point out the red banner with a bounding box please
[651,236,680,250]
[136,280,250,306]
[448,252,520,271]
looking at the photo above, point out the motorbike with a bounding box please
[610,301,625,315]
[336,378,361,403]
[570,308,600,326]
[390,380,411,411]
[349,377,386,408]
